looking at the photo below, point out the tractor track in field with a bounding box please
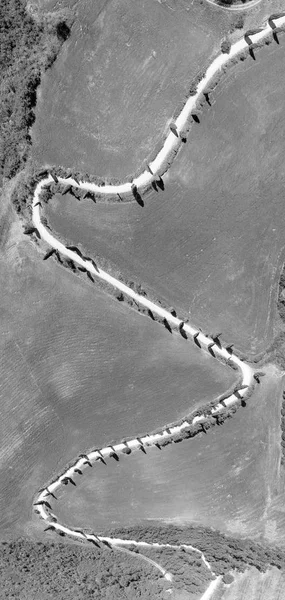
[30,13,285,598]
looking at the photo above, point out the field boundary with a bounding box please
[29,12,285,597]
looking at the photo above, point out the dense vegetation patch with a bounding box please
[0,0,71,182]
[215,0,248,7]
[280,390,285,466]
[2,527,284,598]
[279,261,285,463]
[0,539,167,599]
[135,545,213,594]
[109,524,285,578]
[278,268,285,324]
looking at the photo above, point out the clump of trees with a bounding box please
[229,14,245,32]
[278,267,285,323]
[220,0,246,4]
[110,524,285,578]
[0,0,72,181]
[189,84,198,96]
[0,539,167,599]
[138,545,213,595]
[221,39,231,54]
[10,165,43,215]
[281,391,285,465]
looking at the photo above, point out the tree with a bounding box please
[221,40,231,54]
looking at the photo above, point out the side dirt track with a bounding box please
[29,12,285,597]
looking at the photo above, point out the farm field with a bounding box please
[54,363,285,545]
[4,1,285,596]
[32,0,235,180]
[0,212,236,539]
[46,40,285,355]
[217,567,285,600]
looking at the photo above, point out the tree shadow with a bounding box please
[132,184,144,207]
[67,245,83,257]
[163,318,172,333]
[204,92,211,106]
[62,185,73,195]
[212,335,222,348]
[180,328,188,340]
[193,334,201,348]
[156,177,164,191]
[43,249,55,261]
[170,124,179,137]
[226,344,233,355]
[84,191,96,202]
[87,272,94,282]
[249,47,256,61]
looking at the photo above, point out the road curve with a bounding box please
[31,13,285,595]
[204,0,263,12]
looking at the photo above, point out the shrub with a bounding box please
[230,14,245,32]
[223,573,234,584]
[221,40,231,54]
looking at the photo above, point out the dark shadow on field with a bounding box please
[132,185,144,207]
[163,318,172,333]
[208,346,215,358]
[204,92,211,106]
[84,191,96,202]
[156,177,164,191]
[193,335,201,349]
[249,47,256,61]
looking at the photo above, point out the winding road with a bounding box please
[31,12,285,598]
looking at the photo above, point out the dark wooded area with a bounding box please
[0,539,167,599]
[0,0,70,181]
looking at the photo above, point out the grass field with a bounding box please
[45,40,285,356]
[31,0,285,182]
[0,201,236,539]
[32,0,237,179]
